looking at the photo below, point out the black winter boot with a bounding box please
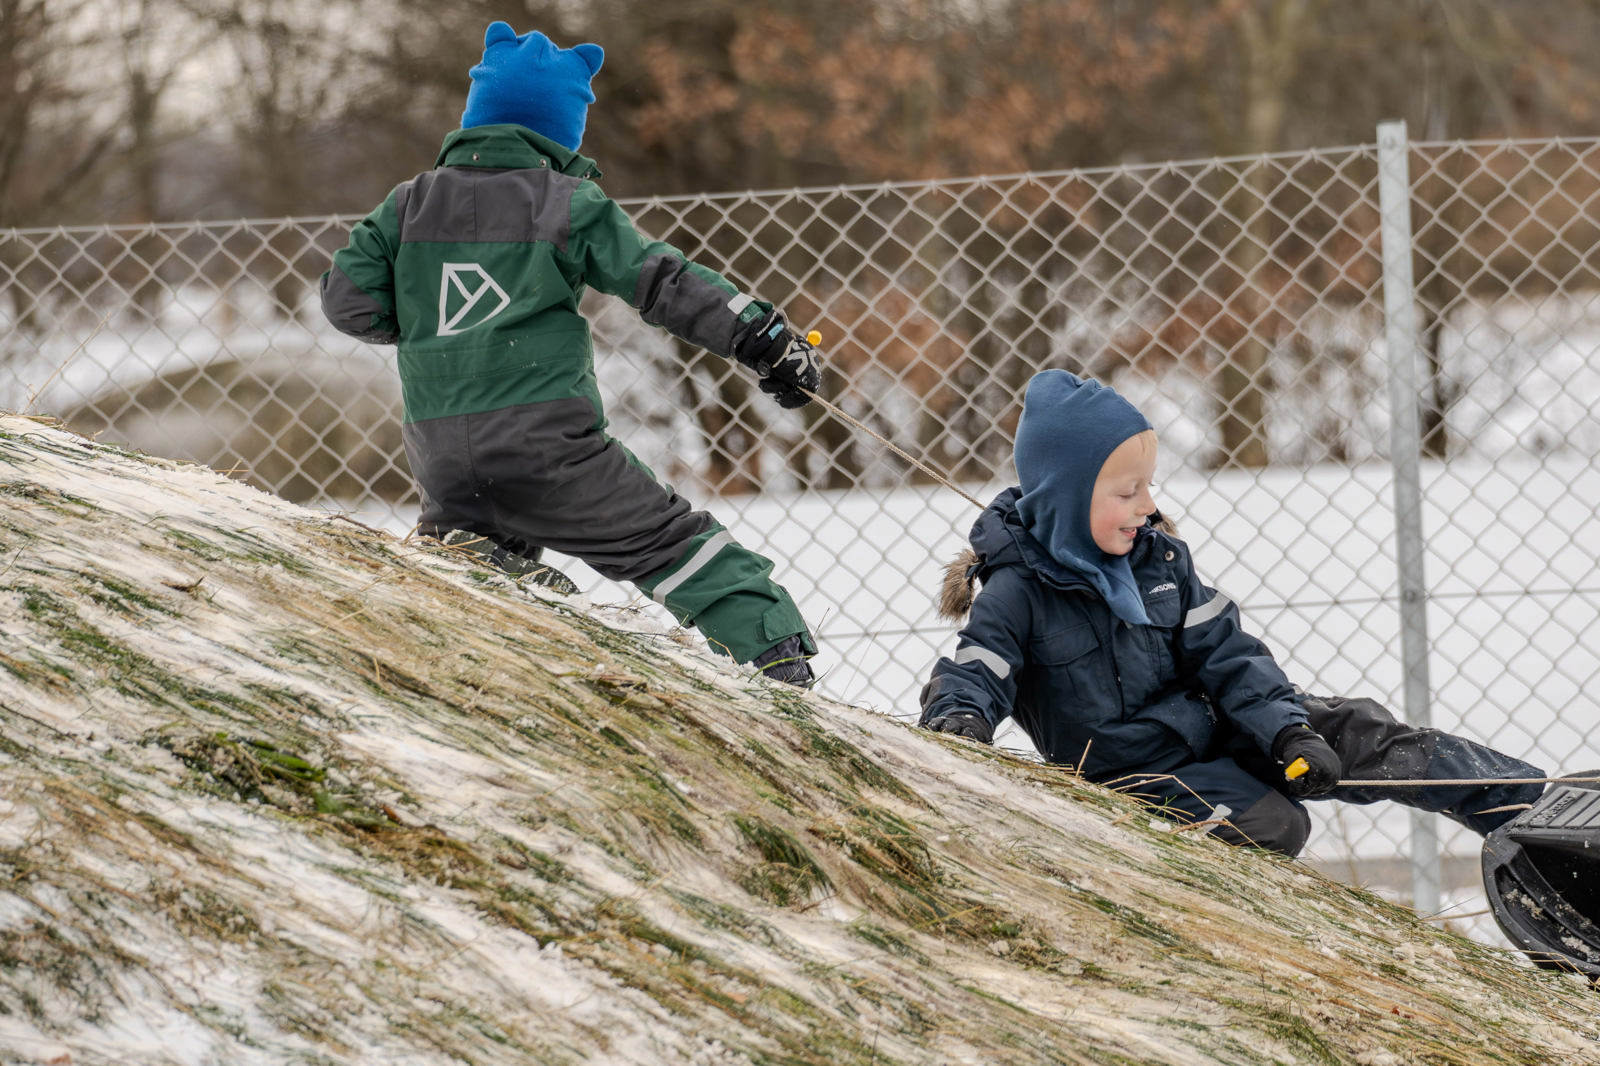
[437,531,580,595]
[752,634,815,688]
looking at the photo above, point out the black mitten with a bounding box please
[924,711,994,744]
[1271,724,1341,797]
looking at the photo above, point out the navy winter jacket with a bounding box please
[920,488,1309,780]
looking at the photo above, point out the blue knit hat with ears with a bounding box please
[460,22,605,151]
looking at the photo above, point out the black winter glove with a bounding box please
[733,310,823,409]
[1271,724,1341,797]
[924,711,994,745]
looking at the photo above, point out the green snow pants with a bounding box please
[401,398,814,665]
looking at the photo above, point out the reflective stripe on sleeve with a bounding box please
[650,530,735,606]
[727,293,755,316]
[952,644,1011,680]
[1184,590,1233,628]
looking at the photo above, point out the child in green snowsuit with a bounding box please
[321,22,822,684]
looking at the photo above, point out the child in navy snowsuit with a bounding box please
[321,23,822,685]
[920,369,1545,855]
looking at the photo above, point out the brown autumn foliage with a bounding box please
[617,1,1195,187]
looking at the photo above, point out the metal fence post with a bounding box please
[1376,118,1440,915]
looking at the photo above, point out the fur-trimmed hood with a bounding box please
[938,546,984,620]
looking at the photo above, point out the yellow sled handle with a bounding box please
[1285,757,1309,780]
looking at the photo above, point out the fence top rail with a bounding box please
[0,215,369,240]
[620,140,1382,205]
[1411,133,1600,153]
[13,134,1600,240]
[16,134,1600,240]
[0,141,1404,240]
[625,136,1600,208]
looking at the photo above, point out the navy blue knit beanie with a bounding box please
[461,22,604,151]
[1014,370,1153,625]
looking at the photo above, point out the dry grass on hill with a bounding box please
[1,412,1597,1065]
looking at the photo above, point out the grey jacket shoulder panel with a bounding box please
[396,167,579,250]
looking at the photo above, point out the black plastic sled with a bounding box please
[1482,780,1600,980]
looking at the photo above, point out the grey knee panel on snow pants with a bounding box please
[405,399,707,580]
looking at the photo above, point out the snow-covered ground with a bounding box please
[5,413,1600,1066]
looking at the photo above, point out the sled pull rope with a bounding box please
[1328,775,1600,789]
[800,331,987,511]
[1270,760,1586,791]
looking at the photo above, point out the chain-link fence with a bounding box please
[6,124,1600,935]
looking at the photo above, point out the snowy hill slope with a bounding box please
[1,412,1597,1066]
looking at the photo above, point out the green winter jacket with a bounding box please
[320,124,769,423]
